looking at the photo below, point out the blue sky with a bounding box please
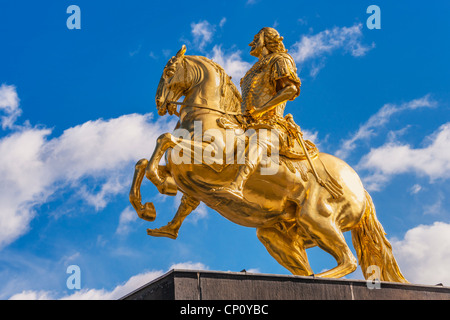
[1,0,449,299]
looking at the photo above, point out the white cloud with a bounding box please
[0,128,53,248]
[336,94,437,159]
[78,177,125,211]
[190,203,209,222]
[129,44,142,57]
[116,207,138,235]
[80,262,206,300]
[0,84,21,129]
[391,222,450,286]
[169,261,208,270]
[0,86,175,249]
[9,261,208,300]
[195,22,370,83]
[9,290,54,300]
[43,113,172,180]
[290,23,373,62]
[302,129,319,145]
[297,18,308,26]
[191,20,215,51]
[9,269,165,300]
[61,270,164,300]
[219,17,226,28]
[410,184,422,194]
[209,45,251,89]
[289,23,374,76]
[308,60,326,78]
[423,197,444,216]
[358,122,450,190]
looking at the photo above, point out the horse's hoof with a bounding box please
[157,177,178,196]
[138,202,156,222]
[147,227,177,239]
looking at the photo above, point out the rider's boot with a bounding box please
[213,160,257,199]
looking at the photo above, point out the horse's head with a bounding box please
[156,45,242,117]
[155,45,190,116]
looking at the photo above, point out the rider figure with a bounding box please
[216,27,302,198]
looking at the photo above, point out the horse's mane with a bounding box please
[190,55,243,115]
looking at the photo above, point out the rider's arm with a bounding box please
[250,77,299,118]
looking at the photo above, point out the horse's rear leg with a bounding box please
[129,159,156,222]
[147,194,200,239]
[308,220,357,279]
[257,223,313,276]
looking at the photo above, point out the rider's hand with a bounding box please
[249,106,265,119]
[168,103,178,116]
[158,106,167,116]
[248,106,256,115]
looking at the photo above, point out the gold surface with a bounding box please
[129,27,407,283]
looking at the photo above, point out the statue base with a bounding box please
[120,269,450,300]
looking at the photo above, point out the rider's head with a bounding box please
[260,27,287,54]
[250,27,287,58]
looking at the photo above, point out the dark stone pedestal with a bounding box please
[120,269,450,300]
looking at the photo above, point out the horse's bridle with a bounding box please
[166,57,242,116]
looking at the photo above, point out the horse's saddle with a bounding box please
[281,135,318,160]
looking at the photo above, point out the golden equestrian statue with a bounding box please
[129,27,407,282]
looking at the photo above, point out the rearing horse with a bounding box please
[129,45,407,282]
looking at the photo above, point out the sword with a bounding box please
[284,116,343,199]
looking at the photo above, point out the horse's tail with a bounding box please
[351,190,408,283]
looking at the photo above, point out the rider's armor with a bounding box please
[240,52,316,160]
[241,52,300,117]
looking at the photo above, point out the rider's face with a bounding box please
[249,32,265,58]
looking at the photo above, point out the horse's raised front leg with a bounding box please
[147,194,200,239]
[146,132,178,196]
[129,158,156,222]
[129,132,178,222]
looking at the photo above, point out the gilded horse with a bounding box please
[129,46,407,282]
